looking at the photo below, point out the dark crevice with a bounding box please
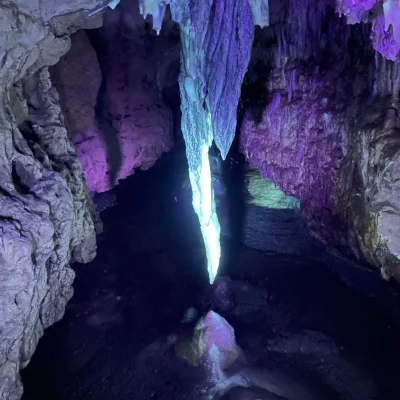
[18,120,40,143]
[11,161,30,195]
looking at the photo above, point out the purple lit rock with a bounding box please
[203,0,255,158]
[335,0,400,60]
[383,0,400,45]
[170,0,254,163]
[176,311,242,372]
[75,107,172,193]
[60,4,174,193]
[336,0,379,23]
[199,311,239,368]
[241,5,400,279]
[371,10,400,60]
[241,76,344,239]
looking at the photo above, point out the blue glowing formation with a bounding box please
[138,0,261,282]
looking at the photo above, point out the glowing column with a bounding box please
[138,0,256,283]
[189,142,221,284]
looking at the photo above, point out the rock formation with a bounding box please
[245,168,300,209]
[51,4,176,193]
[0,2,106,398]
[240,0,400,280]
[49,30,102,137]
[139,0,266,284]
[0,1,178,396]
[1,0,400,398]
[174,310,338,400]
[336,0,400,60]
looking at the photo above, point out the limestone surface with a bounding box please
[0,2,103,398]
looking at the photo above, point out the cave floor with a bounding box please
[21,148,400,400]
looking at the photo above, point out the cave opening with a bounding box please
[1,0,400,399]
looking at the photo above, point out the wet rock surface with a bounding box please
[21,148,400,400]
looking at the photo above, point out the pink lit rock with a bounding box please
[176,311,242,372]
[76,8,174,192]
[75,104,172,193]
[53,3,175,193]
[199,311,239,369]
[241,69,400,277]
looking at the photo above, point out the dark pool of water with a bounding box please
[21,148,400,400]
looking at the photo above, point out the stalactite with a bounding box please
[383,0,400,46]
[275,24,283,68]
[372,51,400,95]
[392,61,400,101]
[287,69,297,101]
[138,0,256,282]
[373,51,380,95]
[248,0,270,27]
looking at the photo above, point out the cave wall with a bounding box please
[49,30,102,136]
[0,2,105,398]
[1,0,400,397]
[0,1,180,396]
[240,0,400,279]
[51,1,178,193]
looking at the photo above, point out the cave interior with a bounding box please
[1,0,400,399]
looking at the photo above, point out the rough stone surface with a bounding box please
[246,168,300,209]
[240,0,400,279]
[176,311,241,369]
[49,30,102,136]
[1,1,400,399]
[336,0,379,24]
[343,105,400,278]
[0,2,103,398]
[335,0,400,60]
[71,2,175,192]
[175,310,245,396]
[370,10,400,61]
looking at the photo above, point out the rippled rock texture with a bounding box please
[240,0,400,279]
